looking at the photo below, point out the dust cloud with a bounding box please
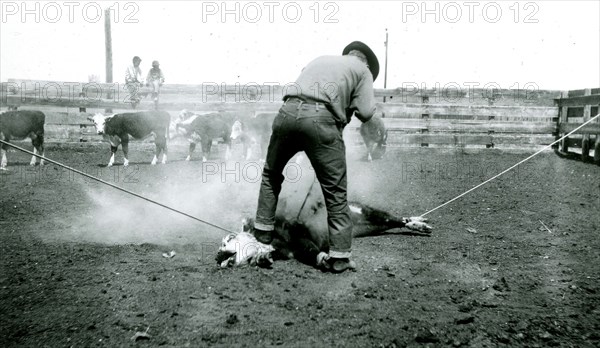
[55,140,377,247]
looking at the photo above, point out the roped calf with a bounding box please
[360,114,388,161]
[174,113,232,162]
[0,110,45,170]
[229,113,276,160]
[216,200,432,269]
[88,110,170,167]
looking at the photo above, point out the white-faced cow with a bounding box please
[216,200,432,269]
[88,110,170,167]
[360,114,388,161]
[229,113,276,160]
[174,112,232,162]
[0,110,45,170]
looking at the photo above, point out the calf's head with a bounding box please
[88,113,108,135]
[230,120,243,140]
[215,218,275,268]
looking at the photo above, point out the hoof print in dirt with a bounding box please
[454,316,475,325]
[414,328,439,343]
[492,277,511,292]
[225,314,239,326]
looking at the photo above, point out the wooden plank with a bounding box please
[378,103,558,118]
[555,94,600,107]
[347,118,556,134]
[4,95,283,113]
[42,111,93,124]
[346,132,554,147]
[568,89,588,97]
[5,79,563,106]
[559,123,600,134]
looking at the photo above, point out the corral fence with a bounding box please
[554,88,600,163]
[0,79,598,162]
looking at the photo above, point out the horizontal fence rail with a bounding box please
[1,79,598,160]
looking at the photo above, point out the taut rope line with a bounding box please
[0,140,235,234]
[420,113,600,217]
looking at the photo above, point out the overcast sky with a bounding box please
[1,0,598,90]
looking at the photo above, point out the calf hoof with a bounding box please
[107,163,114,167]
[367,154,373,162]
[29,162,36,166]
[185,156,191,161]
[0,167,8,171]
[124,161,130,167]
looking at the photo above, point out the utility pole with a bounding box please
[104,8,113,112]
[383,28,389,103]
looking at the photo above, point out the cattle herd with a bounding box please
[0,109,388,169]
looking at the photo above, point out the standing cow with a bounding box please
[88,110,170,167]
[360,114,388,161]
[229,113,276,160]
[0,110,45,170]
[174,112,232,162]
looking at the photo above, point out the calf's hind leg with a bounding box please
[30,133,45,166]
[152,134,167,165]
[0,138,8,170]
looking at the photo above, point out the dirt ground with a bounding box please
[1,140,599,348]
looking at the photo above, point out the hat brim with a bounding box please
[343,41,379,81]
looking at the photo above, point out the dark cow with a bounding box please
[0,110,45,170]
[88,110,170,166]
[174,112,232,162]
[230,113,276,160]
[216,200,432,269]
[360,114,388,161]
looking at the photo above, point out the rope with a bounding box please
[296,175,317,220]
[0,140,235,234]
[420,113,600,217]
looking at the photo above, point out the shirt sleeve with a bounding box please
[349,70,376,123]
[125,67,133,83]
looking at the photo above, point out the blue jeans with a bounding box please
[255,100,353,258]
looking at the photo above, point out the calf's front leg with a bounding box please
[122,140,130,166]
[186,142,196,161]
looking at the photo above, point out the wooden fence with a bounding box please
[554,88,600,162]
[1,78,597,161]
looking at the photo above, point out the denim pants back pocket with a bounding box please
[313,119,340,145]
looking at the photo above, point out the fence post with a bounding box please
[558,91,569,153]
[420,95,429,147]
[595,128,600,164]
[581,89,591,161]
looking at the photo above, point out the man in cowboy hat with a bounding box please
[251,41,379,273]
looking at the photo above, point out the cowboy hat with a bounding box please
[342,41,380,81]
